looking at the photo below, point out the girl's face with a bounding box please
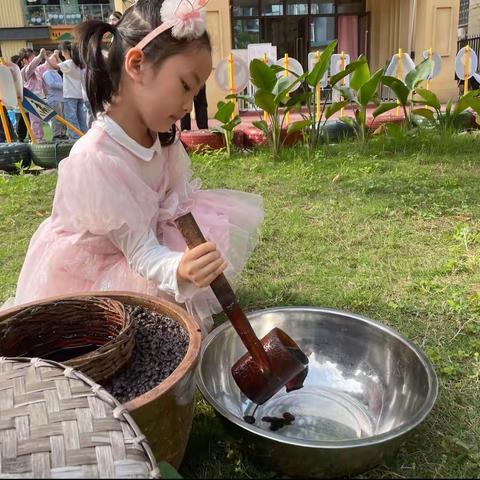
[130,46,212,133]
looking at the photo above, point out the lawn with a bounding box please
[1,131,480,478]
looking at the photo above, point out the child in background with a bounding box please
[10,0,263,335]
[19,48,49,141]
[42,53,67,140]
[51,42,87,138]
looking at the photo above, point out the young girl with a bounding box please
[19,48,49,141]
[10,0,263,335]
[51,42,87,138]
[42,53,67,140]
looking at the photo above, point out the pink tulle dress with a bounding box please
[9,116,264,334]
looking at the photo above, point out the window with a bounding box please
[24,0,112,25]
[232,0,258,17]
[310,0,334,14]
[310,16,335,48]
[261,0,284,16]
[287,0,309,15]
[234,19,260,48]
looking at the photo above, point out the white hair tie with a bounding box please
[135,0,208,50]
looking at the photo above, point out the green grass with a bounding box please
[1,131,480,478]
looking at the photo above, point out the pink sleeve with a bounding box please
[23,54,43,81]
[52,150,159,236]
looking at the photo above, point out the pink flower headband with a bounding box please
[135,0,208,50]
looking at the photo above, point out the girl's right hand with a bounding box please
[177,242,228,288]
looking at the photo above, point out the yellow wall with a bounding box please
[0,0,24,27]
[0,0,26,60]
[413,0,459,101]
[1,40,27,62]
[367,0,458,102]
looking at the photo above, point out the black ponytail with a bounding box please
[59,41,84,68]
[76,21,115,121]
[74,0,211,146]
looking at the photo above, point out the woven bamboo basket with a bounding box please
[0,297,134,383]
[0,357,159,478]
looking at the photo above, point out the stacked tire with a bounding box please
[30,141,75,169]
[0,143,31,173]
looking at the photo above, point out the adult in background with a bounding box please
[181,84,208,131]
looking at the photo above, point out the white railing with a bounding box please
[25,3,111,26]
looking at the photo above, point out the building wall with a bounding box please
[367,0,458,102]
[0,0,26,61]
[468,0,480,36]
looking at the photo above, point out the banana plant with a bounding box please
[212,100,241,158]
[413,88,480,131]
[377,57,432,127]
[230,58,306,158]
[285,40,337,148]
[331,55,384,143]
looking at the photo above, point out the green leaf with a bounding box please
[372,102,398,118]
[337,85,356,102]
[214,101,235,124]
[381,75,409,106]
[325,100,349,120]
[358,68,384,107]
[405,58,431,90]
[254,90,276,114]
[415,88,441,110]
[306,40,337,87]
[272,76,292,96]
[252,120,269,133]
[224,115,241,131]
[350,60,371,91]
[250,59,276,91]
[412,108,435,121]
[454,89,480,115]
[158,461,183,479]
[330,57,367,87]
[340,115,356,128]
[355,108,365,126]
[287,119,312,135]
[273,74,306,104]
[285,91,311,107]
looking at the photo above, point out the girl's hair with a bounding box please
[75,0,211,146]
[18,48,34,64]
[59,41,84,69]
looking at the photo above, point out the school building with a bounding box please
[0,0,461,116]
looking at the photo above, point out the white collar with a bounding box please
[94,114,162,162]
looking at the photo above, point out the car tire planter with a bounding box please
[0,143,31,172]
[180,129,225,152]
[242,126,303,148]
[30,141,75,169]
[322,120,356,143]
[367,115,405,131]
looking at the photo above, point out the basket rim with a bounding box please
[0,296,134,377]
[0,291,202,408]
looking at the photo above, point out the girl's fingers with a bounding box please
[192,250,221,270]
[196,260,228,287]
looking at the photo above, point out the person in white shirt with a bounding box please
[50,42,87,139]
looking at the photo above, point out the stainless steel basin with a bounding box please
[197,307,438,478]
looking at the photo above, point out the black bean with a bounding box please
[103,304,189,403]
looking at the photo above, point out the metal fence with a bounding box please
[458,35,480,58]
